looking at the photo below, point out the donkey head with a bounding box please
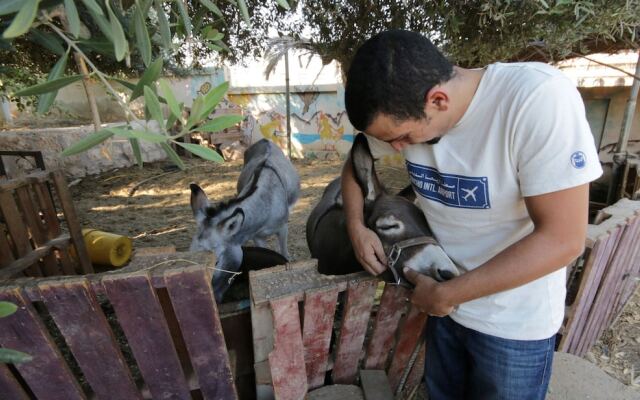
[189,183,245,301]
[351,133,460,284]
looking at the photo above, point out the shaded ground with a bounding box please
[69,156,639,393]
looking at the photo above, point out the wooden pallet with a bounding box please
[559,199,640,356]
[249,260,427,400]
[0,253,237,399]
[0,169,92,280]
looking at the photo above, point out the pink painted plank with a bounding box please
[302,287,340,389]
[365,284,410,370]
[398,343,426,399]
[269,296,308,400]
[37,278,142,400]
[565,228,622,353]
[0,286,85,400]
[568,226,624,355]
[332,279,377,384]
[608,215,640,322]
[102,272,191,400]
[387,306,428,391]
[164,266,237,400]
[577,217,640,356]
[0,359,30,400]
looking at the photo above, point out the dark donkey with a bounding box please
[190,139,300,301]
[306,133,460,285]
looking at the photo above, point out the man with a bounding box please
[341,30,602,399]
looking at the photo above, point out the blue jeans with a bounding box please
[424,316,555,400]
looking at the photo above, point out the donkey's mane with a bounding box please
[204,156,271,218]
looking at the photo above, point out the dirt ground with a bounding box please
[69,155,639,392]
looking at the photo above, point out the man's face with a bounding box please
[366,113,445,151]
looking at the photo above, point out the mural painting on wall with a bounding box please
[228,90,356,158]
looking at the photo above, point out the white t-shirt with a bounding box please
[368,62,603,340]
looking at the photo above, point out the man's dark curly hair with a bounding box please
[345,30,454,132]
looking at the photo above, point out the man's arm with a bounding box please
[341,156,387,275]
[405,183,589,316]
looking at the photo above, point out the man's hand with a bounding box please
[349,223,387,276]
[403,267,456,317]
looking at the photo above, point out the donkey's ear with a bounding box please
[396,185,416,202]
[190,183,209,217]
[221,208,244,236]
[351,133,383,202]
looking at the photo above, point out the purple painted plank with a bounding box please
[37,278,141,400]
[0,286,85,400]
[332,279,377,384]
[164,266,237,400]
[0,361,30,400]
[578,217,640,356]
[399,343,425,399]
[102,272,191,400]
[269,296,308,400]
[609,215,640,322]
[564,237,611,354]
[302,287,339,389]
[365,284,410,370]
[15,186,60,276]
[566,228,622,353]
[387,307,428,391]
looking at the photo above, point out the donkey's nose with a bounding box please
[437,269,455,281]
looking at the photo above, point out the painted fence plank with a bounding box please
[608,215,640,323]
[302,287,339,389]
[569,227,622,354]
[37,277,141,400]
[398,344,426,400]
[15,185,60,276]
[269,296,308,400]
[164,266,237,400]
[0,285,85,400]
[578,216,640,356]
[332,279,377,384]
[252,300,275,398]
[32,180,61,239]
[365,284,410,370]
[0,191,41,277]
[102,271,191,400]
[564,228,621,353]
[0,221,15,268]
[0,350,32,400]
[51,171,92,274]
[387,306,428,391]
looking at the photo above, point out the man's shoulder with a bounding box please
[489,62,569,87]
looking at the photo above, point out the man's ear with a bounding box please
[425,87,449,112]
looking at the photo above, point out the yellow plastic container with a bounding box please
[82,229,132,267]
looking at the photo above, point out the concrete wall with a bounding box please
[0,121,167,179]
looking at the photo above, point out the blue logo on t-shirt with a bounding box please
[571,151,586,169]
[406,161,490,209]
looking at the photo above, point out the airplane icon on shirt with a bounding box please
[461,186,478,202]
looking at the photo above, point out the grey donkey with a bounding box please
[190,139,300,302]
[306,133,460,285]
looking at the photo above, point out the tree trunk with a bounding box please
[74,53,102,132]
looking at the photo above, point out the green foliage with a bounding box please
[0,0,292,168]
[0,301,32,364]
[0,301,17,318]
[214,0,639,69]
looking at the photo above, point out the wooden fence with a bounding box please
[250,260,426,400]
[559,198,640,356]
[0,169,92,280]
[0,253,236,400]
